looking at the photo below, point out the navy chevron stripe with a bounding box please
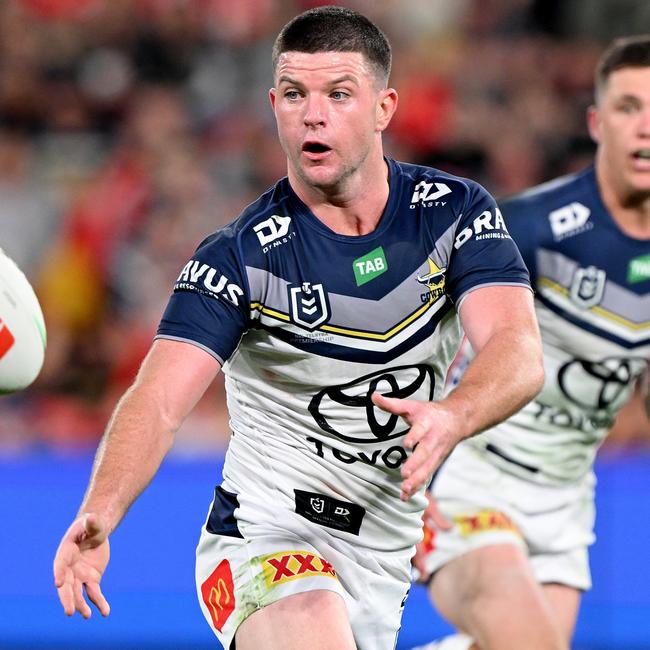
[536,293,650,350]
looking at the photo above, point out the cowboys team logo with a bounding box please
[570,265,606,309]
[289,282,329,330]
[417,258,446,303]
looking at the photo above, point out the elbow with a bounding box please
[525,338,545,402]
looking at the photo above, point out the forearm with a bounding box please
[443,327,544,441]
[78,384,177,534]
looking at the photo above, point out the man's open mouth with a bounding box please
[303,142,331,154]
[632,149,650,160]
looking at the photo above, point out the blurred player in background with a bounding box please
[413,34,650,650]
[53,6,543,650]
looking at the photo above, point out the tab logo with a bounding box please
[353,247,387,286]
[628,254,650,283]
[254,215,293,250]
[410,180,451,208]
[548,202,592,240]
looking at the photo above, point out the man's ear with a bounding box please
[269,87,277,112]
[587,105,600,144]
[376,88,398,132]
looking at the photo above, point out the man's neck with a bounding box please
[596,163,650,239]
[290,158,390,236]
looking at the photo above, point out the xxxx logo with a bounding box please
[200,560,235,632]
[261,551,337,589]
[0,319,15,359]
[454,510,520,537]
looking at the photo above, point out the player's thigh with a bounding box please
[429,543,537,626]
[542,583,582,642]
[236,589,356,650]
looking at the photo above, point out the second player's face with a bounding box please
[590,66,650,197]
[270,51,393,193]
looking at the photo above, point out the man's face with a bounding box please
[269,51,395,192]
[589,67,650,198]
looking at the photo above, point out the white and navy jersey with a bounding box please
[468,166,650,485]
[156,158,530,553]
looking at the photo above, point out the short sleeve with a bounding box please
[156,230,250,365]
[445,182,531,305]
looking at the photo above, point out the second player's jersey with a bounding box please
[467,166,650,484]
[157,158,529,553]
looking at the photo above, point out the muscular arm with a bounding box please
[80,338,222,532]
[373,285,543,500]
[54,338,221,617]
[445,285,544,440]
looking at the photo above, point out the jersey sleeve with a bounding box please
[156,229,250,365]
[445,182,531,305]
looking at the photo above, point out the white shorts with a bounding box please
[423,442,596,591]
[195,485,412,650]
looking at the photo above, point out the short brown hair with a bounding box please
[595,34,650,102]
[272,6,392,87]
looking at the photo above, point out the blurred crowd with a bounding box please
[0,0,648,453]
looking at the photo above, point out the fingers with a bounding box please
[55,568,76,616]
[73,578,92,619]
[371,392,413,417]
[53,515,110,619]
[86,581,111,617]
[412,541,431,581]
[371,392,426,449]
[424,492,453,530]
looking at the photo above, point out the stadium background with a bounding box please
[0,0,648,648]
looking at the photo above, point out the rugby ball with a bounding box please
[0,248,46,393]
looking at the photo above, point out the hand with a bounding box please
[371,392,461,500]
[53,513,111,618]
[412,492,452,582]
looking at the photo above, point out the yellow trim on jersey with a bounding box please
[539,277,650,331]
[249,296,441,341]
[250,303,290,322]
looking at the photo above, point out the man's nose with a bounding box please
[303,95,326,127]
[640,108,650,136]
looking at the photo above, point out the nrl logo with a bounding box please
[289,282,330,330]
[570,265,606,309]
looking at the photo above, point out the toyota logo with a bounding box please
[308,365,435,443]
[558,356,646,411]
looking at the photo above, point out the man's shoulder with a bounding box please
[394,159,484,192]
[391,158,492,211]
[500,166,595,218]
[197,178,293,258]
